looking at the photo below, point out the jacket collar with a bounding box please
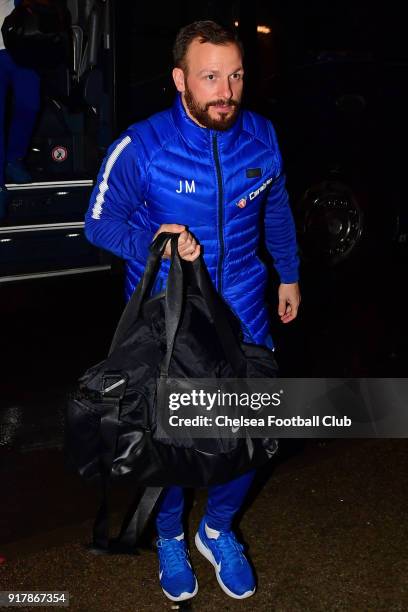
[171,93,243,150]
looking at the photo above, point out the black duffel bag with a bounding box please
[65,232,279,552]
[1,0,71,70]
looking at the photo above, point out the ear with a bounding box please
[172,67,186,93]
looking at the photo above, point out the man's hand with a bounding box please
[278,282,301,323]
[153,224,201,261]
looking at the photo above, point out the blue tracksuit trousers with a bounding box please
[156,469,256,538]
[0,49,40,184]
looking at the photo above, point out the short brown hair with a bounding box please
[173,20,243,71]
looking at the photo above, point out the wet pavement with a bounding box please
[1,438,408,611]
[1,271,408,611]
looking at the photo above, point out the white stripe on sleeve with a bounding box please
[91,135,132,219]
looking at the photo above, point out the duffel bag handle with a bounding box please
[160,237,248,378]
[109,231,247,377]
[190,256,247,377]
[160,235,183,376]
[108,232,181,355]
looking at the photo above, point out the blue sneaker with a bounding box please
[0,186,8,220]
[156,533,198,601]
[195,519,256,599]
[5,160,32,184]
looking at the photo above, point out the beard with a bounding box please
[184,83,241,131]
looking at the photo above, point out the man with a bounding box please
[0,0,40,219]
[85,20,300,603]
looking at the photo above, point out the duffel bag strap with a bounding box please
[109,231,247,376]
[90,484,164,555]
[110,486,164,553]
[108,232,181,356]
[160,236,184,377]
[192,256,248,377]
[158,237,248,378]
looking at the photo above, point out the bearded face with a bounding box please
[184,80,241,131]
[173,40,244,132]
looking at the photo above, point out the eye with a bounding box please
[206,74,215,81]
[231,73,242,81]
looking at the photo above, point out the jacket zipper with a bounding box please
[211,134,255,343]
[212,133,224,293]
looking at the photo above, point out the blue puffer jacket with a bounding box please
[85,94,299,348]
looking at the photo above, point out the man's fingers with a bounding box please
[153,223,186,241]
[179,240,196,254]
[179,243,198,257]
[154,224,186,258]
[291,303,299,318]
[278,282,301,323]
[280,309,293,323]
[178,232,197,256]
[154,225,200,260]
[278,298,287,317]
[181,244,201,261]
[164,223,185,232]
[279,302,299,323]
[177,230,189,244]
[162,235,200,260]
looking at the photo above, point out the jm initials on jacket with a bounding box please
[85,94,299,348]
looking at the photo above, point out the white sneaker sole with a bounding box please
[161,577,198,602]
[195,532,256,599]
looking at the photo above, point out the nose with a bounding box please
[217,77,233,101]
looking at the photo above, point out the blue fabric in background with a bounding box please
[0,50,40,185]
